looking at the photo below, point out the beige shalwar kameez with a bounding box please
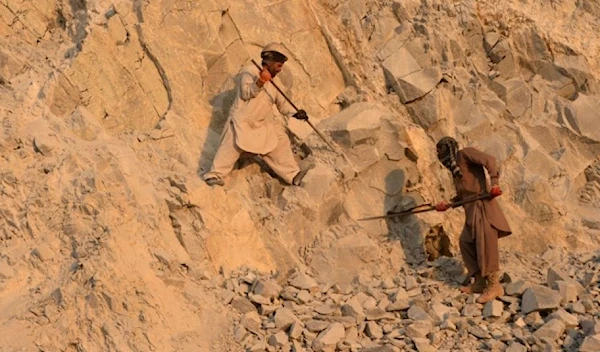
[203,66,300,184]
[452,147,512,277]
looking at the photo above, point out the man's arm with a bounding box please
[461,147,500,186]
[239,70,263,101]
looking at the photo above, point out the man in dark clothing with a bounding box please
[434,136,512,303]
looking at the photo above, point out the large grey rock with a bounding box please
[521,285,562,314]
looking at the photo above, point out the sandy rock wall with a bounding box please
[1,0,600,350]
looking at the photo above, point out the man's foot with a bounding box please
[476,271,504,303]
[460,273,486,294]
[204,176,224,187]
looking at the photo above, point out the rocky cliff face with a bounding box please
[1,0,599,351]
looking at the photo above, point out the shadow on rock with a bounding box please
[383,169,427,267]
[196,76,238,177]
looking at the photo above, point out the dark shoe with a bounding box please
[205,177,224,187]
[292,169,309,186]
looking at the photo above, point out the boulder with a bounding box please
[382,47,441,103]
[521,285,562,314]
[564,94,600,141]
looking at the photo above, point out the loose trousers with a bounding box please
[203,123,300,184]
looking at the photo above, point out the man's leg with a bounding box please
[203,124,243,186]
[261,128,300,185]
[459,226,486,293]
[476,223,503,303]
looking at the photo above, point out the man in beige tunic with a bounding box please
[434,136,512,303]
[203,43,309,187]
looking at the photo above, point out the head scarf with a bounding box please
[436,136,462,179]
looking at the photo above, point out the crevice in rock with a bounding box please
[134,24,172,120]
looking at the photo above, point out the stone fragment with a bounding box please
[521,285,562,314]
[405,276,418,291]
[506,342,527,352]
[581,319,600,336]
[240,311,262,334]
[305,320,329,333]
[462,304,481,317]
[231,296,257,314]
[407,305,430,321]
[533,319,566,341]
[33,135,60,155]
[314,304,336,315]
[567,301,586,314]
[268,330,288,347]
[289,273,319,291]
[412,337,435,352]
[440,319,456,331]
[580,334,600,352]
[524,311,545,329]
[296,290,312,304]
[249,341,267,352]
[274,308,300,330]
[365,307,387,320]
[483,300,503,318]
[548,268,584,294]
[254,279,282,299]
[552,281,578,304]
[564,94,600,142]
[289,321,303,340]
[365,321,383,339]
[233,325,247,343]
[469,325,491,339]
[405,320,432,338]
[312,323,345,352]
[430,302,452,322]
[548,309,578,328]
[505,280,532,296]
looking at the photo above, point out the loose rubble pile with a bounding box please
[219,250,600,352]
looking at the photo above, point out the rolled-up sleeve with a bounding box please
[462,147,500,185]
